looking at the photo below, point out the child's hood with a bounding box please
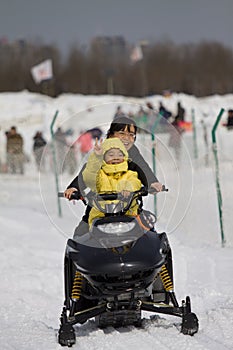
[102,138,128,160]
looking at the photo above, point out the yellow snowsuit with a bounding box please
[82,138,142,227]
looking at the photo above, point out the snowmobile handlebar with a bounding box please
[58,186,168,214]
[58,185,168,201]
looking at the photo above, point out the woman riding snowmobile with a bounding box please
[64,116,163,238]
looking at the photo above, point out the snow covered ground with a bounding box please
[0,91,233,349]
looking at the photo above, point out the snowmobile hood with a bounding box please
[66,232,165,275]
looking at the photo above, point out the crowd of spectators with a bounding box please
[1,102,231,174]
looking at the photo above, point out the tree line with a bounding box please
[0,39,233,97]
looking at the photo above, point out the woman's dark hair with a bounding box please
[107,116,137,138]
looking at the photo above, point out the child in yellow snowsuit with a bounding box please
[82,138,142,227]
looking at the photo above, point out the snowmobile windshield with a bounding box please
[59,187,165,249]
[75,190,146,248]
[76,215,145,249]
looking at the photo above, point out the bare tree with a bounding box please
[0,38,233,97]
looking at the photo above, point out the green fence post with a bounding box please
[192,108,198,159]
[50,110,62,217]
[151,112,163,213]
[211,108,225,246]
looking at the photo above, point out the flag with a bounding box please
[130,45,143,63]
[31,59,53,84]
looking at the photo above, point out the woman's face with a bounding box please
[112,125,136,151]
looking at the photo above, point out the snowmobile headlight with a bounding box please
[97,221,135,234]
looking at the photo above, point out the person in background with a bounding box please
[65,143,77,175]
[82,137,142,228]
[63,128,78,175]
[113,105,125,120]
[5,130,10,171]
[64,116,163,239]
[6,126,24,174]
[33,131,47,171]
[86,127,103,140]
[75,130,93,157]
[226,109,233,129]
[53,127,68,173]
[159,102,172,121]
[168,118,184,161]
[134,106,149,131]
[175,101,185,123]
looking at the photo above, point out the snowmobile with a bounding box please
[58,187,199,347]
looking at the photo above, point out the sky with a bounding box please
[0,91,233,349]
[1,0,233,55]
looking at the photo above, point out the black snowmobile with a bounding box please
[58,187,198,347]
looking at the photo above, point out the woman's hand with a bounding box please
[150,182,164,192]
[64,187,78,199]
